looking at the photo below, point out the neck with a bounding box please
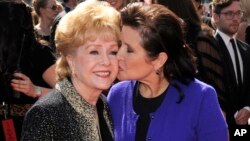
[71,77,101,106]
[139,77,169,98]
[36,18,52,35]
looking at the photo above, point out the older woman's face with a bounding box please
[117,26,156,81]
[67,36,119,90]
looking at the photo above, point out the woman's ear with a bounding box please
[152,52,168,71]
[66,55,75,73]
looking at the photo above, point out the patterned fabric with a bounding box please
[195,31,227,108]
[21,78,113,141]
[0,104,33,117]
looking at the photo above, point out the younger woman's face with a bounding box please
[116,26,156,81]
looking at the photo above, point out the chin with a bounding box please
[97,84,113,90]
[117,74,128,81]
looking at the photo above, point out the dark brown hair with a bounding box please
[212,0,239,14]
[121,2,196,84]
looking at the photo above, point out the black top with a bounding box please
[97,98,114,141]
[35,32,50,43]
[50,10,67,52]
[133,81,168,141]
[0,2,56,104]
[12,43,56,104]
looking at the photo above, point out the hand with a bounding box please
[235,108,250,125]
[11,72,37,98]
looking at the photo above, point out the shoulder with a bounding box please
[32,42,55,54]
[107,80,135,100]
[189,79,216,93]
[108,80,135,94]
[31,90,66,113]
[52,10,67,27]
[25,90,61,116]
[246,25,250,32]
[110,80,135,90]
[172,80,219,111]
[31,43,56,66]
[174,79,217,98]
[25,90,70,123]
[22,90,69,140]
[236,39,250,48]
[237,39,250,49]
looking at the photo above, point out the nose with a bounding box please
[100,53,111,65]
[116,47,125,61]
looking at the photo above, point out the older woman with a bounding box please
[21,0,121,140]
[107,2,228,141]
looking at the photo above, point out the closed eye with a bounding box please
[127,46,133,53]
[89,50,99,55]
[123,43,133,53]
[110,51,118,56]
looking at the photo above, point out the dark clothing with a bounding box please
[246,25,250,45]
[0,2,56,140]
[184,20,202,49]
[21,78,114,141]
[133,82,168,141]
[50,10,67,52]
[0,42,56,141]
[13,43,55,104]
[34,29,50,43]
[62,3,72,13]
[0,2,56,104]
[215,33,250,140]
[195,31,226,107]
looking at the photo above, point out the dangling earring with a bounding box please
[156,69,160,75]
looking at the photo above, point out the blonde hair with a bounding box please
[55,0,121,80]
[240,0,250,22]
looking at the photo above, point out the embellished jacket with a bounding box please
[21,78,114,141]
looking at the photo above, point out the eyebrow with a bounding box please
[222,10,241,13]
[86,43,119,49]
[123,42,130,47]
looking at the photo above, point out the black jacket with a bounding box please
[215,33,250,124]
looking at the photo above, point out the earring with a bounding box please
[156,69,160,75]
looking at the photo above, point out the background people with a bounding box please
[61,0,78,12]
[50,0,80,52]
[21,0,121,140]
[236,0,250,45]
[212,0,250,139]
[155,0,202,49]
[32,0,61,42]
[0,1,56,140]
[108,2,228,141]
